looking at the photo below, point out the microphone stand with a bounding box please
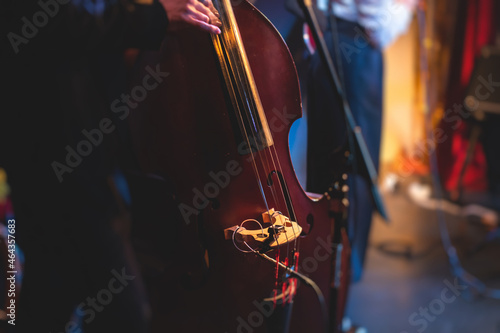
[297,0,389,221]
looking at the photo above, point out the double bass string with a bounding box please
[268,145,301,252]
[212,0,281,217]
[210,1,272,216]
[212,0,300,275]
[222,15,295,259]
[217,1,302,253]
[219,0,301,265]
[210,0,288,262]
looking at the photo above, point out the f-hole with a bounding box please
[275,171,296,223]
[266,170,276,186]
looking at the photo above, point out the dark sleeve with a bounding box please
[123,1,170,49]
[284,0,327,32]
[2,0,169,58]
[284,0,305,20]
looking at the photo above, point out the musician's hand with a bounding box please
[160,0,222,34]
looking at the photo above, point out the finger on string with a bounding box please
[188,16,221,34]
[206,0,220,18]
[195,0,221,26]
[185,7,210,24]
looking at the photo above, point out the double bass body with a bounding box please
[128,1,337,332]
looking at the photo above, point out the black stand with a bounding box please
[297,0,388,221]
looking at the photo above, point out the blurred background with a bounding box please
[251,0,500,332]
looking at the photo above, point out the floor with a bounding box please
[344,174,500,333]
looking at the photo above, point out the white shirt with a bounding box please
[318,0,417,49]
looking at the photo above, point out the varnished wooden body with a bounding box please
[127,1,336,332]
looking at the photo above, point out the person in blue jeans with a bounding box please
[305,0,416,281]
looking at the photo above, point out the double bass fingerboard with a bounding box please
[210,0,274,154]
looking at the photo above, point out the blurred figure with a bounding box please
[307,0,417,282]
[287,0,417,281]
[0,1,219,332]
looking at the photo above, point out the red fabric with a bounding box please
[460,0,494,87]
[437,0,495,193]
[444,122,488,191]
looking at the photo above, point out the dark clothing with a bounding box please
[482,114,500,195]
[306,18,383,281]
[0,1,168,331]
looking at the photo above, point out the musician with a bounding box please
[290,0,417,281]
[0,1,220,332]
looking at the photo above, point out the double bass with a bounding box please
[126,0,349,332]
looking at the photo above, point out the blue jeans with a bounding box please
[306,17,383,281]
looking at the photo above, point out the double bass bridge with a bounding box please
[224,209,302,252]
